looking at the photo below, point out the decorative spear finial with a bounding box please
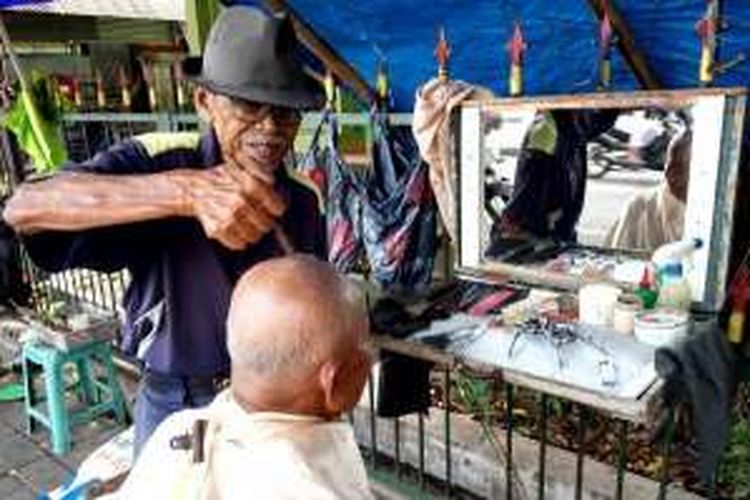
[324,70,335,109]
[72,78,82,109]
[173,61,186,111]
[434,26,451,81]
[598,13,614,90]
[375,58,389,109]
[506,21,527,97]
[95,70,106,109]
[118,65,131,110]
[696,0,719,86]
[140,59,157,110]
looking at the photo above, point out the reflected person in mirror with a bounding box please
[488,108,619,255]
[604,128,692,251]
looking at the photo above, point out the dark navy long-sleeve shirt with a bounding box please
[23,130,326,376]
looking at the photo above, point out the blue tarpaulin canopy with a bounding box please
[6,1,749,110]
[0,0,52,6]
[230,0,748,111]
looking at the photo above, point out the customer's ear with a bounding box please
[193,86,214,124]
[320,360,346,417]
[319,351,370,418]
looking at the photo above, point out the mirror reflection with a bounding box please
[482,106,693,261]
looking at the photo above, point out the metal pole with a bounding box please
[444,367,452,497]
[506,384,514,500]
[575,405,587,500]
[368,370,377,469]
[615,420,628,500]
[537,394,548,500]
[658,409,676,500]
[418,411,426,490]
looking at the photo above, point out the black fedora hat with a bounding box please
[183,6,324,110]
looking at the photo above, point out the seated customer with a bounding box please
[115,255,374,499]
[604,129,691,251]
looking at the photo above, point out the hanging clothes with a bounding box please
[297,109,438,286]
[362,110,438,289]
[412,78,494,242]
[298,112,365,272]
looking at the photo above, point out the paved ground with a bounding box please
[0,366,137,499]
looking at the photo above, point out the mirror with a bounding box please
[454,89,746,311]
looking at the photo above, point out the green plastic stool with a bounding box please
[21,338,129,456]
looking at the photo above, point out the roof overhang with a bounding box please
[4,0,185,22]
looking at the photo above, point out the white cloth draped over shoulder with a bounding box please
[113,390,374,500]
[604,183,686,252]
[412,78,494,242]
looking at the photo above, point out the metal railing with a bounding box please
[355,341,691,499]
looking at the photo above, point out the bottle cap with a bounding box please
[639,266,652,289]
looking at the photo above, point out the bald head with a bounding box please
[227,255,367,378]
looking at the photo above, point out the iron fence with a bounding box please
[354,343,694,500]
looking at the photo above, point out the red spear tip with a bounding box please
[600,13,613,47]
[506,22,527,66]
[695,18,716,39]
[434,26,451,66]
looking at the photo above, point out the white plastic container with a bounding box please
[612,293,643,335]
[579,284,622,327]
[634,308,689,347]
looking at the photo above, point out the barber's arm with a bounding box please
[3,165,284,251]
[4,170,191,234]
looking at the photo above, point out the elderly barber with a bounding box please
[3,6,325,454]
[116,256,374,499]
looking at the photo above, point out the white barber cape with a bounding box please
[604,183,685,253]
[114,390,374,500]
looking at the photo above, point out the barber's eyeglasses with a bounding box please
[224,96,302,127]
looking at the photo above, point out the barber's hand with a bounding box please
[184,164,286,250]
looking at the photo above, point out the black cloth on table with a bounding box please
[370,280,525,417]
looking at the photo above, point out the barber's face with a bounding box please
[198,89,301,179]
